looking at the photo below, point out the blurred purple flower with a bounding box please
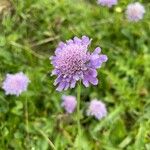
[126,2,145,22]
[50,36,108,91]
[97,0,117,7]
[2,72,30,96]
[61,95,77,114]
[87,99,107,120]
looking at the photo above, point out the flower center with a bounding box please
[56,44,88,76]
[10,79,20,89]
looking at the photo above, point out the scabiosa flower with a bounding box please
[2,72,30,96]
[87,99,107,120]
[97,0,117,7]
[50,36,108,91]
[126,2,145,22]
[61,95,77,114]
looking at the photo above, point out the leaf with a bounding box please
[119,136,132,149]
[134,123,147,150]
[109,119,127,145]
[74,131,92,150]
[11,101,23,116]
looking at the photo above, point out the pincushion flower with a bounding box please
[50,36,108,91]
[126,2,145,22]
[97,0,117,7]
[87,99,107,120]
[2,72,30,96]
[61,95,77,114]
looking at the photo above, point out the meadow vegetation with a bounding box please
[0,0,150,149]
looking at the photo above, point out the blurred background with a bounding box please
[0,0,150,149]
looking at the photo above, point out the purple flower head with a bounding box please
[2,72,30,96]
[126,2,145,22]
[61,95,77,114]
[50,36,108,91]
[87,99,107,120]
[97,0,117,7]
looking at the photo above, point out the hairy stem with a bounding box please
[77,81,81,138]
[25,97,29,148]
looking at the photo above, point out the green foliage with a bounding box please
[0,0,150,149]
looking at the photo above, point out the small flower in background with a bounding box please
[115,7,122,13]
[126,2,145,22]
[50,36,108,91]
[97,0,117,8]
[61,95,77,114]
[87,99,107,120]
[2,72,30,96]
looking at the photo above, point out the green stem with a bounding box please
[25,97,29,148]
[77,81,81,137]
[37,128,56,150]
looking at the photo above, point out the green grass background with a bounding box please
[0,0,150,149]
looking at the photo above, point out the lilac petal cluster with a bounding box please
[126,2,145,22]
[97,0,117,7]
[50,36,108,91]
[61,95,77,113]
[2,72,30,96]
[87,99,107,120]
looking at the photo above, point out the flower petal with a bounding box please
[56,82,66,91]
